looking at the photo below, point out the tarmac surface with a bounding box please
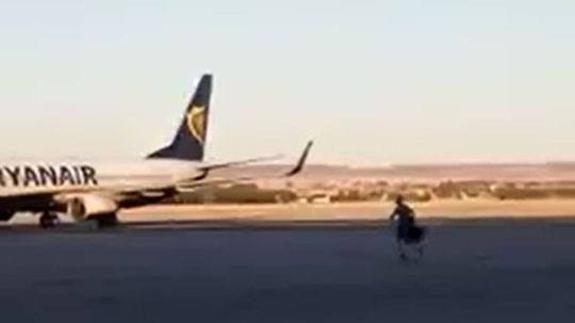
[2,221,575,322]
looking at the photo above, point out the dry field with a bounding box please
[120,199,575,223]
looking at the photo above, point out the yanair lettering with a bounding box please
[80,166,98,185]
[38,166,57,186]
[0,165,99,187]
[23,166,40,187]
[59,166,75,185]
[4,167,21,187]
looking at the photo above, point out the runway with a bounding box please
[1,221,575,322]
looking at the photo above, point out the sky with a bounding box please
[0,0,574,165]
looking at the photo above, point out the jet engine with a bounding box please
[65,194,118,222]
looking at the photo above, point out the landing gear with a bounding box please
[91,213,119,229]
[39,212,60,229]
[37,212,119,230]
[0,211,14,222]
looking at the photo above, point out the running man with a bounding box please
[389,195,425,260]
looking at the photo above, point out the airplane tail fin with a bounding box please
[147,74,212,161]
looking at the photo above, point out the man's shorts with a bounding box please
[397,224,426,243]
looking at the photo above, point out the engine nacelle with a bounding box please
[64,194,118,222]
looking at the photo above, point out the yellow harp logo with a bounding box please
[186,105,207,144]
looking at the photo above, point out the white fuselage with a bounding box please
[0,159,203,197]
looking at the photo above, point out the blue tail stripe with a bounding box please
[148,74,212,161]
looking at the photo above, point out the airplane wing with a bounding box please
[0,141,313,215]
[176,140,314,191]
[116,140,313,194]
[198,141,313,176]
[197,155,283,172]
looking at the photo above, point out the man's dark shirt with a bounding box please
[391,203,415,227]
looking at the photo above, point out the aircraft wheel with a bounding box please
[0,211,14,222]
[39,212,60,229]
[95,213,119,228]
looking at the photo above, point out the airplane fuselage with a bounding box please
[0,160,203,197]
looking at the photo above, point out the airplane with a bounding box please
[0,74,313,228]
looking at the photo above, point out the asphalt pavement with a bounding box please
[1,222,575,322]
